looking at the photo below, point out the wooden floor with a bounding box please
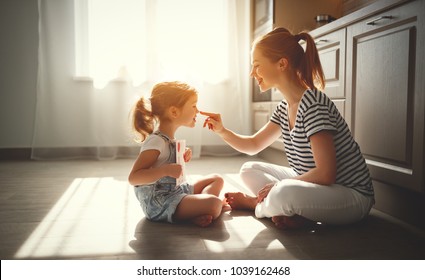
[1,155,424,260]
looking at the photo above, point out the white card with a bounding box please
[175,139,186,185]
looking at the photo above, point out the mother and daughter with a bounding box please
[128,27,374,229]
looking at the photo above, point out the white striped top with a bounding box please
[271,89,374,196]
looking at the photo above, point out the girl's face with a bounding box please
[178,94,199,128]
[250,47,281,92]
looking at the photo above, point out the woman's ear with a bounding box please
[279,58,288,71]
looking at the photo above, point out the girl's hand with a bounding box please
[200,111,225,134]
[163,163,183,179]
[183,148,192,162]
[257,182,276,203]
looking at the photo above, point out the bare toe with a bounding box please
[272,215,314,230]
[224,192,257,210]
[272,216,289,229]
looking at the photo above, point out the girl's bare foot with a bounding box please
[225,192,257,210]
[192,215,213,227]
[271,215,315,230]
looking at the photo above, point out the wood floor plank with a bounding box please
[1,156,425,260]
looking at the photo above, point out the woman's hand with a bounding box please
[183,148,192,162]
[257,182,276,203]
[200,111,225,134]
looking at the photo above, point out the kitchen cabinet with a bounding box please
[252,102,271,132]
[346,0,424,194]
[252,102,284,151]
[315,28,347,120]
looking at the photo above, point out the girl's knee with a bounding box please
[212,174,224,188]
[206,196,223,219]
[208,174,224,193]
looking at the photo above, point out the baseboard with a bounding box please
[0,147,141,160]
[0,148,32,160]
[0,145,241,160]
[373,180,425,230]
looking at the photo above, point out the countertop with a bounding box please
[310,0,411,37]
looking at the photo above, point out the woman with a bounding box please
[201,27,374,229]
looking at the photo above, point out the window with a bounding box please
[74,0,230,88]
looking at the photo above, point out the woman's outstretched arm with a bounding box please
[201,111,281,156]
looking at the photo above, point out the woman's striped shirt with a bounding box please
[270,89,374,196]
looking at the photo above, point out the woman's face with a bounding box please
[250,47,281,92]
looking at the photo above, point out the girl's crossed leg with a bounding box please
[174,174,224,227]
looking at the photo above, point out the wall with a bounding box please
[0,0,38,149]
[0,1,252,158]
[274,0,343,33]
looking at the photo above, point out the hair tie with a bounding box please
[294,34,302,42]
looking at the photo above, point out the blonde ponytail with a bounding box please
[131,97,155,142]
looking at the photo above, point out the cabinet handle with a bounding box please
[315,39,329,45]
[366,15,393,26]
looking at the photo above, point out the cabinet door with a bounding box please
[315,28,346,100]
[315,28,347,121]
[252,102,271,132]
[270,102,284,151]
[346,0,424,193]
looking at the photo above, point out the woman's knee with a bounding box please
[268,180,302,205]
[240,161,260,174]
[239,161,267,183]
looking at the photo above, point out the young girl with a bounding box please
[202,27,374,229]
[128,81,224,227]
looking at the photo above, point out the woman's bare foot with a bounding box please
[222,198,232,212]
[271,215,315,230]
[192,215,213,227]
[225,192,257,210]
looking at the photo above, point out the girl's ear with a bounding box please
[168,106,180,119]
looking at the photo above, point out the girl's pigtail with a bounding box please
[132,97,155,142]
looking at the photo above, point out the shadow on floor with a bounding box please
[128,210,425,260]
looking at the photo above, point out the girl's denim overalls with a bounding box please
[134,131,193,223]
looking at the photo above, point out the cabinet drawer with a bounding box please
[350,1,420,35]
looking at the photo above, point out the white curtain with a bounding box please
[32,0,251,160]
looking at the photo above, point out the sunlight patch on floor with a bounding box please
[14,177,139,259]
[14,171,268,258]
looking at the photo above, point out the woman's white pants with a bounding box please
[240,161,374,225]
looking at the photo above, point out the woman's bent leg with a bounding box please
[256,179,374,226]
[239,161,297,195]
[226,161,297,210]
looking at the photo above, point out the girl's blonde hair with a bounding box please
[254,27,325,90]
[131,81,198,142]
